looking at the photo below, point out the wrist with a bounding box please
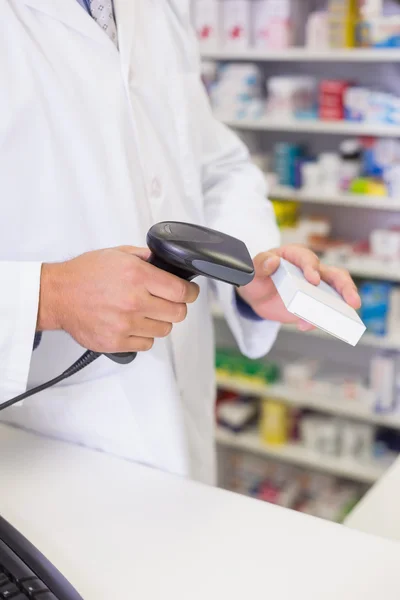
[236,286,250,305]
[37,262,66,331]
[235,290,263,321]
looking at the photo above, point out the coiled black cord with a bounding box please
[0,350,101,413]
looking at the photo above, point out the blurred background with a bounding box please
[191,0,400,523]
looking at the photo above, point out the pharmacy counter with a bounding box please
[0,424,399,600]
[346,456,400,542]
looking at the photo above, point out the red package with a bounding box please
[319,80,351,121]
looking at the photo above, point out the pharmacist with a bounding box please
[0,0,360,484]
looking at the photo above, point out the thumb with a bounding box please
[117,246,152,261]
[253,252,280,278]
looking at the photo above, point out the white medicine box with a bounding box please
[271,259,366,346]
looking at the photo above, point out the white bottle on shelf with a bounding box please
[370,351,396,414]
[192,0,220,50]
[221,0,251,50]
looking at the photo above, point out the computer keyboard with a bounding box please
[0,516,83,600]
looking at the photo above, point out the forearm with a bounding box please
[37,263,64,332]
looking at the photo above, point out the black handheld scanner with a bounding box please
[107,222,255,364]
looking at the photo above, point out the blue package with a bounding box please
[359,281,392,336]
[363,146,384,178]
[293,156,305,189]
[274,143,303,188]
[373,34,400,48]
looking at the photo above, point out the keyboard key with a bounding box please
[0,541,36,582]
[20,579,47,595]
[0,581,20,598]
[6,596,27,600]
[0,576,9,587]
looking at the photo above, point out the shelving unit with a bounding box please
[216,374,400,430]
[201,4,400,500]
[322,257,400,282]
[201,48,400,63]
[220,116,400,138]
[212,305,400,349]
[270,185,400,211]
[282,324,400,350]
[216,427,393,484]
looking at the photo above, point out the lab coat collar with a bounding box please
[21,0,119,50]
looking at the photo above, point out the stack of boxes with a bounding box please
[319,80,351,121]
[210,63,264,120]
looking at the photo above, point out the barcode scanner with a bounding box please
[109,222,255,365]
[0,222,254,411]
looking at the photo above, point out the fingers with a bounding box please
[280,245,321,285]
[296,319,313,332]
[253,246,321,286]
[276,246,360,308]
[252,252,281,278]
[320,264,361,309]
[112,316,178,354]
[145,263,200,304]
[131,317,173,339]
[119,336,155,353]
[140,295,188,324]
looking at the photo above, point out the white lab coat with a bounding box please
[0,0,280,484]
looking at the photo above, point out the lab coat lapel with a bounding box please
[113,0,137,81]
[21,0,115,48]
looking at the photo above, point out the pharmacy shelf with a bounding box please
[270,185,400,211]
[216,374,400,430]
[201,47,400,63]
[221,116,400,138]
[324,256,400,282]
[285,324,400,350]
[216,427,394,484]
[212,305,400,349]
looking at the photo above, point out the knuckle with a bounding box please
[115,317,130,336]
[126,259,144,285]
[130,291,145,313]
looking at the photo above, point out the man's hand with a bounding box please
[38,246,200,353]
[237,245,361,331]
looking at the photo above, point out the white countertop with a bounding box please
[346,456,400,541]
[0,424,399,600]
